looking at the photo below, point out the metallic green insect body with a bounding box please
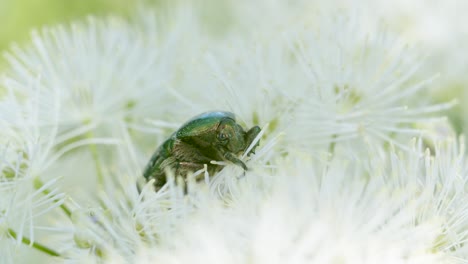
[143,111,261,190]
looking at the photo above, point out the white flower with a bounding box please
[117,150,452,264]
[285,13,456,152]
[170,7,455,158]
[62,126,196,262]
[0,84,66,262]
[0,2,465,263]
[417,137,468,261]
[2,14,180,138]
[342,0,468,146]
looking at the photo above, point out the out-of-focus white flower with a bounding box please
[0,83,66,262]
[340,0,468,145]
[1,14,181,139]
[285,14,455,151]
[418,138,468,261]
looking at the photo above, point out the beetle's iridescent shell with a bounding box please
[141,110,262,192]
[176,111,235,139]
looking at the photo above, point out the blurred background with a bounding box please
[0,0,135,53]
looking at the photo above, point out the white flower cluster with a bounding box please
[0,1,467,263]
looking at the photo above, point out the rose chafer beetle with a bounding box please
[143,111,261,190]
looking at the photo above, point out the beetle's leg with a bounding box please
[223,152,248,171]
[244,125,261,155]
[146,156,178,191]
[178,162,205,177]
[177,161,217,193]
[143,153,164,181]
[179,161,205,170]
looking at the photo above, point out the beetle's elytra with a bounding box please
[143,111,261,190]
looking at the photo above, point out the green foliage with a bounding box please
[0,0,134,52]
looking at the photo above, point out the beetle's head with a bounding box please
[216,118,246,154]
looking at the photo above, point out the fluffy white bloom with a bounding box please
[0,8,198,199]
[112,148,456,264]
[64,131,190,260]
[418,138,468,261]
[173,7,455,157]
[341,0,468,145]
[0,1,465,264]
[2,14,182,139]
[0,83,66,263]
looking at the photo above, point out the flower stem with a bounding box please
[328,134,337,157]
[7,228,61,257]
[325,135,338,173]
[86,131,104,186]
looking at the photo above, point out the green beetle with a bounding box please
[143,111,261,190]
